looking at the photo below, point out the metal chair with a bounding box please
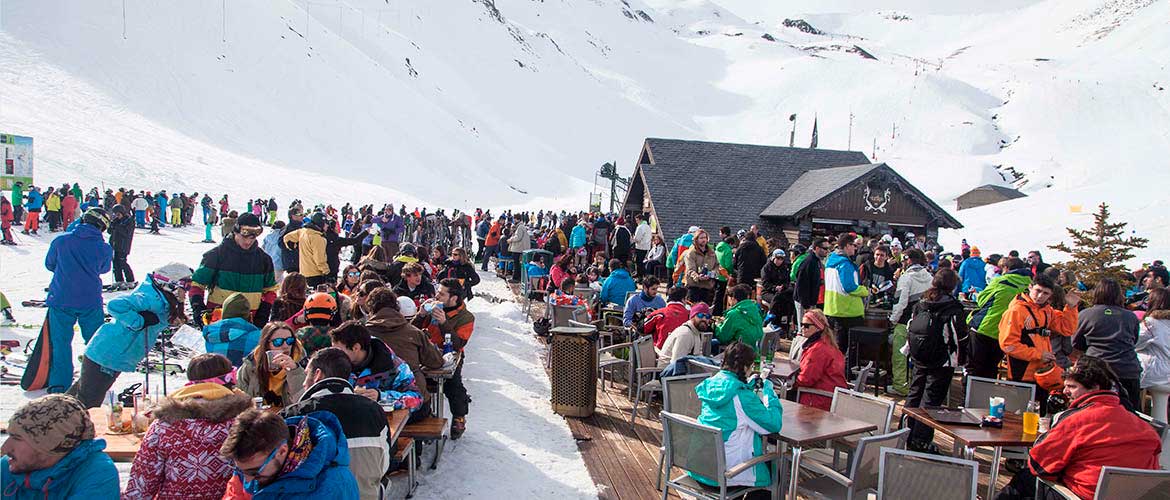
[700,331,714,356]
[660,411,782,500]
[687,358,720,376]
[815,387,896,469]
[549,304,586,328]
[797,428,910,500]
[597,339,632,393]
[656,373,712,490]
[1039,466,1170,500]
[852,361,874,393]
[878,448,978,500]
[629,335,663,426]
[964,376,1035,413]
[573,286,598,305]
[522,275,549,320]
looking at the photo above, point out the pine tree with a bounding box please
[1048,203,1147,288]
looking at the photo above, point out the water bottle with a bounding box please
[443,333,454,354]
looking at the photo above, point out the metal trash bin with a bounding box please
[549,326,598,417]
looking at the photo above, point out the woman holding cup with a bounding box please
[237,321,306,409]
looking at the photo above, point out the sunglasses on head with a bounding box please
[270,336,295,347]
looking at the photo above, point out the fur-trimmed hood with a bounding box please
[153,384,253,423]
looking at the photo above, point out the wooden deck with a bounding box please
[506,279,1011,499]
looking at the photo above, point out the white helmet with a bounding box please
[152,262,194,290]
[398,296,418,318]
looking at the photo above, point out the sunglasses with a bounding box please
[238,227,263,238]
[236,440,285,478]
[694,313,712,320]
[270,336,295,347]
[800,323,816,329]
[347,271,361,277]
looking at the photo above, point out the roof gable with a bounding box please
[760,163,881,217]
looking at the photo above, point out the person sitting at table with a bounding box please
[220,408,358,499]
[692,341,783,488]
[365,288,444,422]
[549,253,577,293]
[715,284,764,352]
[600,258,637,307]
[0,394,120,499]
[524,254,549,284]
[125,354,252,499]
[282,347,390,500]
[794,309,848,411]
[624,275,666,327]
[995,355,1163,500]
[657,302,713,369]
[330,320,424,414]
[238,321,308,409]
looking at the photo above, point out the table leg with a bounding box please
[988,446,1002,499]
[772,441,789,500]
[788,446,803,500]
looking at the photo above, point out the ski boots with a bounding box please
[451,416,467,440]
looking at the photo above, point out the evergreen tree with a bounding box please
[1048,203,1147,288]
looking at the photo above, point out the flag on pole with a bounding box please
[810,115,819,148]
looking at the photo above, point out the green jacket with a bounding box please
[716,299,763,350]
[789,253,808,282]
[968,270,1032,339]
[692,370,783,487]
[714,241,733,283]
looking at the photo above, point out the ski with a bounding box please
[20,300,46,308]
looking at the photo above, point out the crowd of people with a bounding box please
[2,187,1168,499]
[0,181,495,499]
[483,209,1167,499]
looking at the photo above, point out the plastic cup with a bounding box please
[266,350,282,372]
[1023,410,1040,434]
[989,397,1005,419]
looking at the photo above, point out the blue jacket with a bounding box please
[569,225,587,248]
[262,231,285,271]
[375,214,404,243]
[45,223,113,310]
[251,412,359,500]
[623,291,665,326]
[600,268,637,306]
[958,256,988,293]
[84,277,173,373]
[476,219,490,239]
[0,439,119,499]
[203,317,262,366]
[24,189,43,210]
[156,194,168,213]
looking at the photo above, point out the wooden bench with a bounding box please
[386,437,417,498]
[401,417,448,470]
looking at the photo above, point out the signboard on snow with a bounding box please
[0,133,33,189]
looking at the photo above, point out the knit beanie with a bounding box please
[7,395,95,459]
[236,212,262,229]
[690,302,711,319]
[221,292,252,320]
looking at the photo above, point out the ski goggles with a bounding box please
[154,274,192,292]
[237,226,264,238]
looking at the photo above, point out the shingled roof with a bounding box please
[632,138,871,240]
[760,163,882,217]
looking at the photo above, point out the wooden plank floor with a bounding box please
[506,278,1012,499]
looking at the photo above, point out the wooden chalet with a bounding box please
[621,138,962,245]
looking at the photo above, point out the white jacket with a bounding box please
[657,321,704,368]
[889,265,932,323]
[131,197,150,211]
[633,222,653,251]
[1137,317,1170,388]
[507,223,531,252]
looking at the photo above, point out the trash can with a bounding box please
[549,326,598,417]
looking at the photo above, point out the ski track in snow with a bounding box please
[0,226,597,499]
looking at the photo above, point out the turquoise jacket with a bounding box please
[692,370,783,487]
[715,299,764,350]
[0,439,119,499]
[569,225,587,248]
[85,276,173,373]
[600,268,636,306]
[823,252,868,318]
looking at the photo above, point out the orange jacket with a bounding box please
[421,304,475,351]
[484,222,503,247]
[998,293,1078,382]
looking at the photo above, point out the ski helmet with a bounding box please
[152,262,194,292]
[304,292,338,322]
[82,207,111,231]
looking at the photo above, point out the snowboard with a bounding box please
[20,317,54,391]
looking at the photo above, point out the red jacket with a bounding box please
[1029,390,1162,499]
[644,302,689,348]
[795,337,847,411]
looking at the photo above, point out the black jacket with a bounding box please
[280,218,304,272]
[393,279,436,303]
[733,239,767,285]
[108,215,135,255]
[325,229,367,277]
[436,260,480,298]
[794,251,822,308]
[759,259,790,293]
[281,377,390,483]
[611,225,632,255]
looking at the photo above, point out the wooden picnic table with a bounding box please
[386,408,409,443]
[903,407,1039,498]
[85,407,145,462]
[769,399,878,499]
[423,351,462,419]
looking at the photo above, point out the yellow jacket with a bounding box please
[283,226,329,277]
[45,193,61,211]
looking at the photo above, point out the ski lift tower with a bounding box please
[597,161,629,214]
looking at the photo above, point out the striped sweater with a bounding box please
[190,236,278,312]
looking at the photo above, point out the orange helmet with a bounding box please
[304,292,338,322]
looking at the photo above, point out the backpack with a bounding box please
[907,301,952,368]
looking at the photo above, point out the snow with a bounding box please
[0,225,597,499]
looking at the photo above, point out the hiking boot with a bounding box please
[1005,458,1026,474]
[451,416,467,440]
[885,385,908,397]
